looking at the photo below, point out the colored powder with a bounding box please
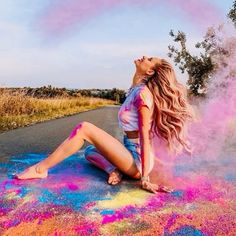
[97,189,150,209]
[165,225,204,236]
[38,0,223,37]
[1,151,236,234]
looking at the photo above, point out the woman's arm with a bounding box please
[134,87,174,193]
[137,106,174,194]
[137,105,152,178]
[134,86,154,178]
[133,87,159,193]
[137,105,159,193]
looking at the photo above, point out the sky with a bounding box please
[0,0,234,89]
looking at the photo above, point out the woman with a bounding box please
[15,56,193,194]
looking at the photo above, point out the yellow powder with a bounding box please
[97,190,150,209]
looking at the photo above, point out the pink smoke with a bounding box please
[189,31,236,160]
[166,0,222,29]
[38,0,124,36]
[38,0,223,37]
[150,27,236,181]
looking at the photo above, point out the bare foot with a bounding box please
[15,164,48,180]
[107,169,123,185]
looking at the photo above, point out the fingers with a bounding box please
[158,185,174,193]
[165,187,174,193]
[146,185,157,194]
[149,183,173,193]
[143,185,157,194]
[141,182,174,194]
[141,182,158,194]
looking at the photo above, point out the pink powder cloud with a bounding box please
[38,0,223,37]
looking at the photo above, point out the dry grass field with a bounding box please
[0,89,117,132]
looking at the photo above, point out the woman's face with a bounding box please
[134,56,161,76]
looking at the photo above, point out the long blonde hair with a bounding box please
[145,59,194,154]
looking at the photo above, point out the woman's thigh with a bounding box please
[123,135,154,176]
[79,121,141,178]
[123,136,142,174]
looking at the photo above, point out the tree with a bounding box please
[167,1,235,96]
[168,30,215,96]
[228,0,236,27]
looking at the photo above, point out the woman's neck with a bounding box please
[131,73,147,88]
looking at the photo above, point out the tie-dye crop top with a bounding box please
[118,82,154,131]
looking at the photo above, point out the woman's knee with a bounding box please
[78,121,95,137]
[75,121,90,132]
[70,121,92,139]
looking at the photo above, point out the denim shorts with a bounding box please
[123,135,142,173]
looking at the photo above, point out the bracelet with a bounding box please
[141,176,150,182]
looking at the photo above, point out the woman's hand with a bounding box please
[140,178,174,194]
[141,180,159,193]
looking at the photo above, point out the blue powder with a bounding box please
[18,186,30,198]
[100,209,115,215]
[171,190,184,198]
[164,225,204,236]
[38,189,56,203]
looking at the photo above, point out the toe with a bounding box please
[108,176,118,185]
[107,176,114,185]
[107,170,122,185]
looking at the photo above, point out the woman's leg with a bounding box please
[84,145,123,185]
[84,145,117,174]
[16,121,141,180]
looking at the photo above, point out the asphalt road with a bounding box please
[0,105,123,159]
